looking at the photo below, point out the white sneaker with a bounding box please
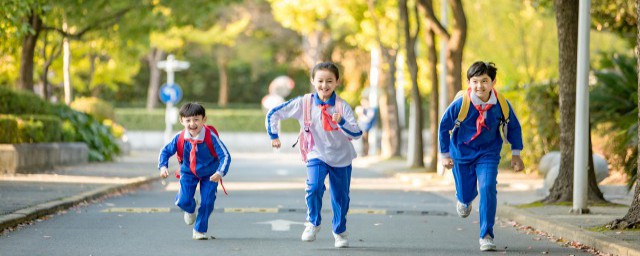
[456,201,472,218]
[479,234,496,251]
[184,211,196,225]
[192,230,207,240]
[333,232,349,248]
[301,222,320,242]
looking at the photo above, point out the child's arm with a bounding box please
[265,97,303,141]
[438,100,459,158]
[158,134,180,177]
[210,131,231,180]
[505,101,525,171]
[335,102,363,140]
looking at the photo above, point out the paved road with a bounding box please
[0,152,595,255]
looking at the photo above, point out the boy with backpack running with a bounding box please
[439,61,524,251]
[265,62,362,248]
[158,102,231,240]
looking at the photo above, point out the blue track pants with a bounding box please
[175,173,218,233]
[452,160,498,239]
[305,160,352,234]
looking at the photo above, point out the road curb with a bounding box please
[0,175,159,232]
[497,205,640,256]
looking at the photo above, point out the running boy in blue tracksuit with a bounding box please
[158,102,231,240]
[266,62,362,248]
[439,61,524,251]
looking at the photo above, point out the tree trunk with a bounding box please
[368,0,401,158]
[542,0,579,204]
[587,122,607,202]
[19,12,42,92]
[608,0,640,229]
[146,48,163,110]
[445,0,467,101]
[426,13,438,173]
[416,0,466,102]
[217,54,229,107]
[89,52,98,97]
[379,51,402,158]
[401,0,424,167]
[302,30,332,69]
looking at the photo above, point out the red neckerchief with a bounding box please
[319,104,339,131]
[185,138,203,173]
[466,90,493,143]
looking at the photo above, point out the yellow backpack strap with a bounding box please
[456,90,470,126]
[494,89,511,144]
[449,90,469,137]
[495,90,509,121]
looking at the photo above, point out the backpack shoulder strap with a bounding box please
[456,90,470,124]
[203,126,218,160]
[176,130,186,164]
[493,89,510,121]
[303,93,313,127]
[335,95,343,115]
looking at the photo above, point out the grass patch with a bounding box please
[116,108,300,132]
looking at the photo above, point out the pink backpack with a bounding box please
[294,93,342,162]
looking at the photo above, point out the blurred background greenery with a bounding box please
[0,0,637,183]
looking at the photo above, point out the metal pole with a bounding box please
[437,0,448,175]
[572,0,591,214]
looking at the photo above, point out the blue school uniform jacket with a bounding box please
[438,92,523,164]
[158,127,231,177]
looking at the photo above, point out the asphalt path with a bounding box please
[0,152,594,256]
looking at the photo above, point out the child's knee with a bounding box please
[305,181,325,194]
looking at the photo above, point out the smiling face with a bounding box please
[180,115,207,137]
[468,74,496,102]
[311,69,339,102]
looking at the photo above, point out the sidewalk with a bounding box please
[354,156,640,256]
[1,150,639,256]
[0,150,162,231]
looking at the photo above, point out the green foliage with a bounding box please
[0,86,51,115]
[0,86,121,161]
[70,96,116,122]
[115,108,299,132]
[17,114,63,143]
[52,104,120,161]
[590,53,638,189]
[500,81,560,172]
[0,115,20,143]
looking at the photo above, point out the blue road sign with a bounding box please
[159,83,183,104]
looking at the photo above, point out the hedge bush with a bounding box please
[0,86,120,162]
[0,86,50,115]
[0,115,20,143]
[115,108,299,132]
[17,115,63,143]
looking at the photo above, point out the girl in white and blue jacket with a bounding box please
[266,62,362,248]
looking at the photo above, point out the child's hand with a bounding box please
[332,113,342,123]
[511,155,525,172]
[159,166,169,179]
[210,173,222,182]
[271,138,281,149]
[441,157,454,169]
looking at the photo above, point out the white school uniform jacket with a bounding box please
[266,93,363,167]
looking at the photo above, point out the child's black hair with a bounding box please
[311,62,340,81]
[179,102,206,118]
[467,61,497,81]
